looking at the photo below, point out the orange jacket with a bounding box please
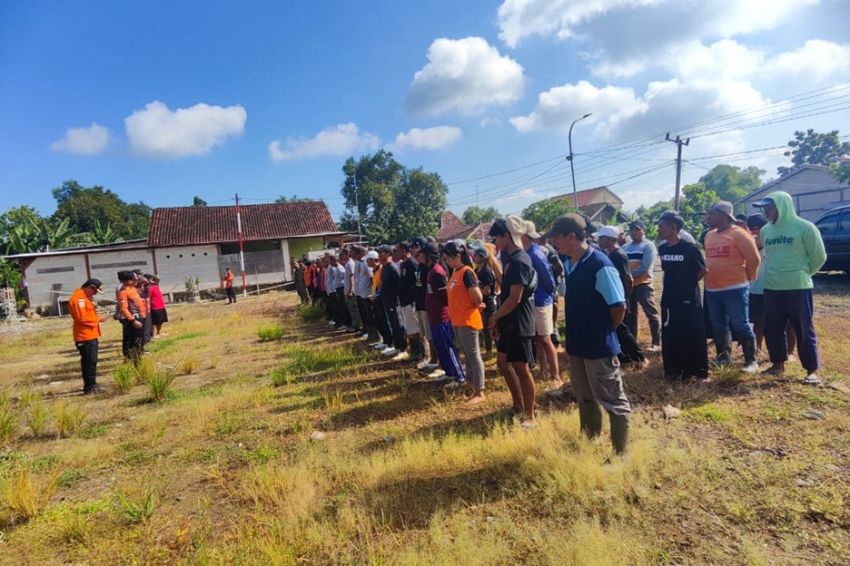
[69,288,101,342]
[223,271,234,288]
[447,265,483,330]
[704,226,761,291]
[117,285,147,320]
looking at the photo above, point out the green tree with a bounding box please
[698,164,764,207]
[461,206,500,226]
[520,198,576,234]
[275,195,317,203]
[778,129,850,176]
[192,196,208,206]
[51,180,151,240]
[340,150,446,242]
[678,183,719,241]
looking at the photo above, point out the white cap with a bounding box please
[594,225,621,240]
[504,215,526,248]
[524,220,541,239]
[365,250,379,260]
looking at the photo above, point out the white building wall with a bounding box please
[155,245,221,293]
[24,254,88,311]
[88,249,154,295]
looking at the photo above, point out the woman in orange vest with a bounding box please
[443,241,486,404]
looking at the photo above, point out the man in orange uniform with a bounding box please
[222,267,236,304]
[68,278,107,394]
[117,270,148,362]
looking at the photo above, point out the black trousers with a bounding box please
[76,339,99,392]
[374,296,393,345]
[661,305,708,380]
[226,287,237,303]
[357,296,378,340]
[383,300,407,351]
[333,288,351,325]
[121,320,145,362]
[616,323,645,363]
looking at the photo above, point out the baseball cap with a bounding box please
[594,225,621,240]
[82,278,103,293]
[708,201,736,221]
[365,250,379,260]
[421,242,440,256]
[410,236,427,248]
[117,270,135,282]
[469,242,489,259]
[376,244,394,254]
[752,197,775,208]
[487,215,524,247]
[746,214,767,230]
[544,213,588,240]
[628,220,645,231]
[524,220,541,239]
[656,210,685,231]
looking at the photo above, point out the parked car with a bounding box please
[815,205,850,273]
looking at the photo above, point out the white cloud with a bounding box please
[50,122,110,155]
[387,126,462,153]
[406,37,524,116]
[124,101,246,158]
[268,123,380,162]
[763,40,850,83]
[497,0,819,78]
[510,80,647,135]
[671,39,765,81]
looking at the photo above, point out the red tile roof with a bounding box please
[436,211,471,241]
[147,202,340,247]
[552,186,623,208]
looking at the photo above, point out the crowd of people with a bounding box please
[69,189,827,455]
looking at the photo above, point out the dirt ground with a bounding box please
[0,274,848,565]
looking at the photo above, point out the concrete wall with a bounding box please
[154,244,221,294]
[24,254,88,311]
[88,249,154,293]
[289,236,325,262]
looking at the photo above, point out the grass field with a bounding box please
[0,277,848,565]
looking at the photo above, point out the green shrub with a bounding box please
[55,402,88,438]
[133,356,157,385]
[112,486,156,524]
[112,364,135,394]
[297,303,325,322]
[145,367,176,403]
[273,344,365,383]
[25,401,48,438]
[257,324,284,342]
[0,392,17,443]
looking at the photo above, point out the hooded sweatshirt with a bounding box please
[759,191,826,291]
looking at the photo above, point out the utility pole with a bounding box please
[352,170,362,243]
[567,113,592,210]
[235,193,248,296]
[666,133,690,211]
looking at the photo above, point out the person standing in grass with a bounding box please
[352,247,377,342]
[703,201,761,372]
[521,221,561,391]
[377,245,407,358]
[623,220,661,352]
[488,216,537,426]
[443,242,486,403]
[471,244,498,356]
[397,241,426,363]
[411,237,436,371]
[148,275,168,338]
[222,267,236,304]
[753,192,827,385]
[367,250,392,350]
[656,211,709,381]
[116,270,147,363]
[69,278,107,394]
[422,242,465,383]
[546,214,630,455]
[340,248,362,333]
[595,226,645,368]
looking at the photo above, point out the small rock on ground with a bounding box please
[802,409,825,420]
[309,431,326,441]
[663,405,682,419]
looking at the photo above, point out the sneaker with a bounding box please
[427,369,447,380]
[646,344,661,353]
[416,360,431,370]
[741,361,759,374]
[418,362,438,371]
[361,333,370,340]
[763,363,785,376]
[391,351,410,362]
[444,379,466,390]
[520,420,537,430]
[337,325,349,332]
[802,373,822,386]
[382,347,398,357]
[328,321,336,326]
[373,343,388,350]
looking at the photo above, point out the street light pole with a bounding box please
[352,169,362,242]
[567,113,592,211]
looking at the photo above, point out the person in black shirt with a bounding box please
[488,216,538,426]
[595,226,646,367]
[657,211,709,381]
[378,244,407,358]
[472,244,498,355]
[411,237,436,370]
[397,241,425,363]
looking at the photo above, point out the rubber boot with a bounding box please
[609,414,630,456]
[578,401,603,440]
[742,334,757,365]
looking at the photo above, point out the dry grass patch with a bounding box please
[1,468,59,523]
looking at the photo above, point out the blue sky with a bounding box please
[1,0,849,221]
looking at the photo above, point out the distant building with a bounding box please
[5,201,344,313]
[738,164,850,222]
[549,186,629,225]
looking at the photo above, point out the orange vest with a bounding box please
[69,288,101,342]
[447,265,483,330]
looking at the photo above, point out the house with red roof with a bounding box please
[6,201,344,312]
[550,186,628,225]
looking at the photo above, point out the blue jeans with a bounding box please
[706,286,756,364]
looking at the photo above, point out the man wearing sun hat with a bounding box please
[69,278,108,394]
